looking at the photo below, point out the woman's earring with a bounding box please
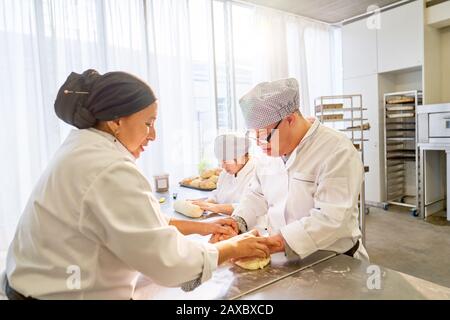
[114,130,119,142]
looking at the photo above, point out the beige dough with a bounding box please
[234,256,271,270]
[173,200,204,218]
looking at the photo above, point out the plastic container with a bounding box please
[154,174,169,193]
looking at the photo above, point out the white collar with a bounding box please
[88,128,137,162]
[284,119,321,169]
[235,157,255,179]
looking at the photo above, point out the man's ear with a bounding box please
[286,113,296,126]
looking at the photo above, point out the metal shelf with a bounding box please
[386,137,415,141]
[319,118,368,123]
[315,107,368,112]
[383,90,422,213]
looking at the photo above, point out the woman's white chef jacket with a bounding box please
[233,120,369,261]
[3,128,218,299]
[210,157,256,208]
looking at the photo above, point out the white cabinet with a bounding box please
[344,74,383,203]
[343,18,378,79]
[377,0,424,73]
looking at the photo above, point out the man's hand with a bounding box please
[208,218,239,243]
[264,234,285,253]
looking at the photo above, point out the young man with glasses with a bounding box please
[212,78,369,261]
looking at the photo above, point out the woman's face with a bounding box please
[221,155,247,175]
[113,102,158,159]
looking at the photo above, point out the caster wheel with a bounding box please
[365,208,370,215]
[400,197,405,203]
[382,203,389,211]
[410,209,418,217]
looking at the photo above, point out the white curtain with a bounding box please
[0,0,202,254]
[234,5,342,117]
[0,0,342,255]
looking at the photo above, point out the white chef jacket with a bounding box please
[233,120,368,261]
[3,128,218,299]
[210,157,256,209]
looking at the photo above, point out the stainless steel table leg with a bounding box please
[446,150,450,221]
[420,148,425,219]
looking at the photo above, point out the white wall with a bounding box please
[344,74,383,202]
[377,0,424,73]
[342,19,377,79]
[441,26,450,103]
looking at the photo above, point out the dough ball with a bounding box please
[190,179,202,188]
[234,257,271,270]
[200,180,216,190]
[173,200,204,218]
[208,175,219,184]
[200,169,215,179]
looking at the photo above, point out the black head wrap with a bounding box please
[54,69,157,129]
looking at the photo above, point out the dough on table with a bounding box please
[173,200,204,218]
[234,256,271,270]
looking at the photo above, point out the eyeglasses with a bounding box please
[246,119,283,144]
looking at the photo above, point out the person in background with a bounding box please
[192,134,256,219]
[211,78,369,262]
[1,69,276,300]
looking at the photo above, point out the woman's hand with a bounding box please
[192,201,235,216]
[214,230,281,264]
[191,200,220,213]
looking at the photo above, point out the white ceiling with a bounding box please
[241,0,404,23]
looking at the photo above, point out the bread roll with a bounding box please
[208,175,219,184]
[200,180,216,190]
[234,257,271,270]
[181,176,198,185]
[173,200,204,218]
[190,179,202,188]
[200,169,215,179]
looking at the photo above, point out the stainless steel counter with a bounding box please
[147,186,450,300]
[147,251,336,300]
[242,254,450,300]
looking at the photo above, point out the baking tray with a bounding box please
[179,183,216,192]
[386,113,415,118]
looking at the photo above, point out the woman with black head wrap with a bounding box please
[3,70,276,299]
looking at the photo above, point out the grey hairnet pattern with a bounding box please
[239,78,300,129]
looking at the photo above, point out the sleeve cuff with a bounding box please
[182,242,218,291]
[232,216,248,234]
[280,221,318,260]
[200,242,219,283]
[163,215,172,224]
